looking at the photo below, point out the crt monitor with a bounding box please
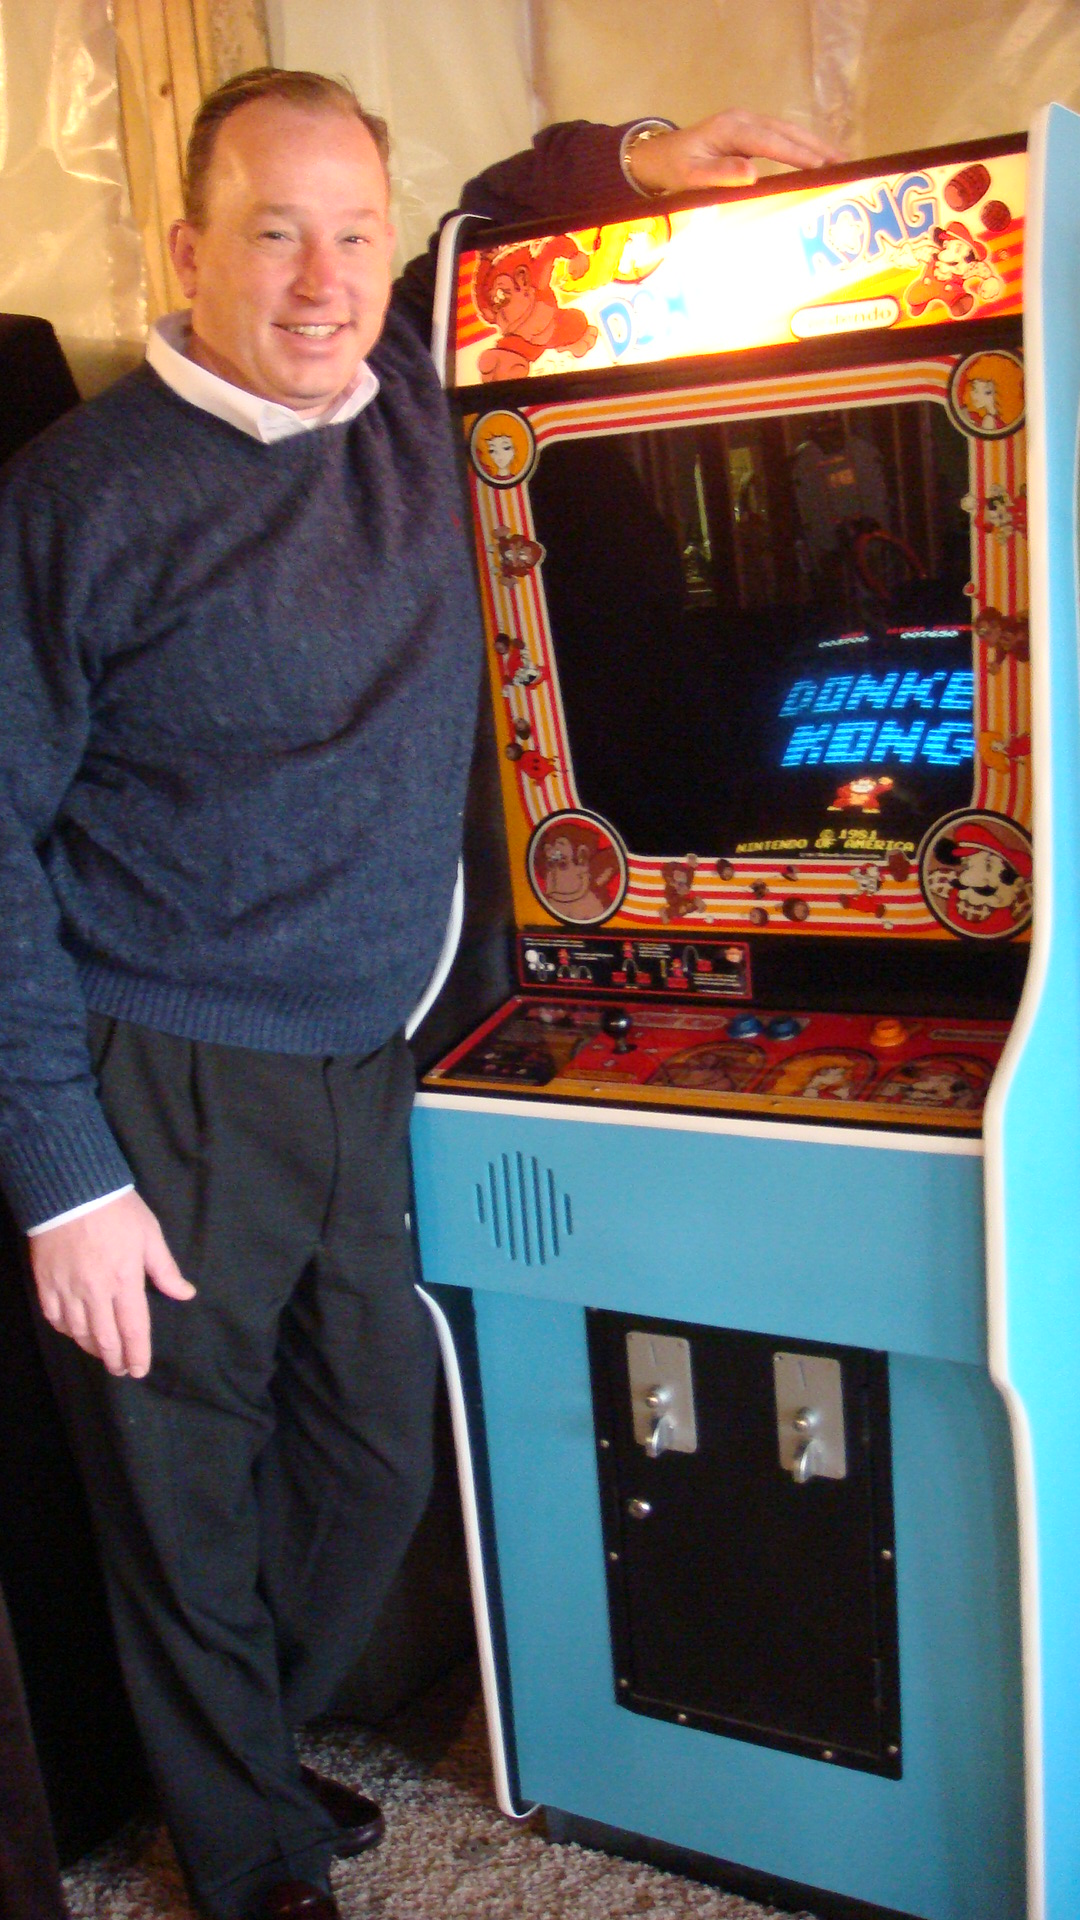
[527,392,978,870]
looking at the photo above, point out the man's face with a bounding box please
[170,99,395,416]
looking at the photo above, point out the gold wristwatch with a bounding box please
[619,119,676,198]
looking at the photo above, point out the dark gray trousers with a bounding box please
[37,1018,437,1918]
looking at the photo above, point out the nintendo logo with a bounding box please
[791,296,901,339]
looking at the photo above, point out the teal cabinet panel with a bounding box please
[413,1101,986,1365]
[473,1292,1023,1920]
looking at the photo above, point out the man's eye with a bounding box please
[343,233,372,246]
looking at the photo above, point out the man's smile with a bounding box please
[277,322,348,337]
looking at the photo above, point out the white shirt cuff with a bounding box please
[27,1185,135,1236]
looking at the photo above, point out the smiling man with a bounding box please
[0,68,838,1920]
[170,89,397,414]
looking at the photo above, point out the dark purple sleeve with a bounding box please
[393,119,643,341]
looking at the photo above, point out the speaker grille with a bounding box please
[474,1153,573,1265]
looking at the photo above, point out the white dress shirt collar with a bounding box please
[145,312,379,444]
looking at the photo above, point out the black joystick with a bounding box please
[601,1007,635,1054]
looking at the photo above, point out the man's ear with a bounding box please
[169,220,200,299]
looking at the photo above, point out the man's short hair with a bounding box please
[184,67,391,227]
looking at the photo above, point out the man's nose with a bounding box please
[293,241,340,300]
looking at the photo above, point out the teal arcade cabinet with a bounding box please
[410,107,1080,1920]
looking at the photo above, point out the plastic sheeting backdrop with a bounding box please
[0,0,145,395]
[6,0,1080,394]
[274,0,1080,259]
[267,0,541,269]
[529,0,1080,154]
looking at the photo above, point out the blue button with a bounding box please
[728,1014,764,1038]
[766,1015,801,1040]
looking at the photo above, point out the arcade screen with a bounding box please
[528,396,974,863]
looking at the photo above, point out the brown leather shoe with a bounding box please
[245,1880,340,1919]
[300,1764,385,1856]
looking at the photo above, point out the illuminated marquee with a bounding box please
[453,146,1025,382]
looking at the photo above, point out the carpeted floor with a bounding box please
[62,1663,821,1920]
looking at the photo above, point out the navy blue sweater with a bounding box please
[0,314,478,1225]
[0,121,639,1228]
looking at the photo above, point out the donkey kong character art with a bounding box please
[474,236,599,382]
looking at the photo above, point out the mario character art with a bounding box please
[801,1062,863,1100]
[961,482,1027,544]
[840,863,889,917]
[615,940,643,988]
[921,814,1033,940]
[474,236,600,383]
[905,223,1003,321]
[493,631,545,691]
[874,1056,991,1112]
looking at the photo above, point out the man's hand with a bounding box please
[627,110,845,196]
[30,1192,196,1379]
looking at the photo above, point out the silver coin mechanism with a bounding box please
[773,1352,848,1483]
[623,1335,850,1486]
[626,1331,698,1457]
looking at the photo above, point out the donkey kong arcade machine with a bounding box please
[411,107,1080,1920]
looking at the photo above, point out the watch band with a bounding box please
[619,119,677,198]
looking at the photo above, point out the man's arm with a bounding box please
[393,109,842,335]
[622,109,843,194]
[0,471,194,1375]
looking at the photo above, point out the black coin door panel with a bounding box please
[588,1311,901,1776]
